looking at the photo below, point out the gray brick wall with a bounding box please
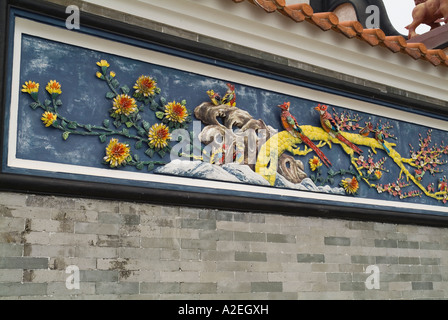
[1,192,448,299]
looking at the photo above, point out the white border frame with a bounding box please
[6,17,448,215]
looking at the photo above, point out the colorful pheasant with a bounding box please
[206,89,221,106]
[314,104,363,155]
[278,102,331,167]
[220,83,236,107]
[374,124,390,154]
[359,122,374,137]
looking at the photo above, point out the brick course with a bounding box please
[1,192,448,299]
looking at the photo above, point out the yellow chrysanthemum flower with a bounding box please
[110,71,116,78]
[46,80,62,95]
[341,176,360,195]
[133,75,158,97]
[112,94,138,116]
[96,60,110,68]
[309,156,322,172]
[21,81,39,94]
[96,71,104,79]
[103,138,131,168]
[41,111,57,127]
[164,101,188,123]
[148,123,171,149]
[374,170,382,180]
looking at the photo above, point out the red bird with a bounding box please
[278,102,331,167]
[314,104,363,155]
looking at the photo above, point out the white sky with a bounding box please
[382,0,430,35]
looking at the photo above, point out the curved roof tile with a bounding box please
[231,0,448,67]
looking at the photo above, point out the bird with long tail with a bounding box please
[278,102,332,167]
[374,124,390,154]
[314,104,363,155]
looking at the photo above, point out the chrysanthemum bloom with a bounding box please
[41,111,57,127]
[374,170,382,180]
[46,80,62,96]
[110,71,116,78]
[148,123,171,149]
[96,60,110,68]
[164,101,188,123]
[21,81,39,94]
[341,176,359,195]
[308,156,322,172]
[112,94,138,116]
[104,138,131,168]
[96,71,104,79]
[133,75,158,97]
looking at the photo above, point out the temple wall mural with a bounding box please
[4,14,448,219]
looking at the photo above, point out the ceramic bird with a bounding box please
[206,89,221,106]
[278,102,331,167]
[220,83,236,107]
[374,124,390,154]
[359,122,374,137]
[438,177,447,192]
[314,104,363,155]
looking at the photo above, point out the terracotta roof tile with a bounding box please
[230,0,448,68]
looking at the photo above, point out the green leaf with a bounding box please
[136,162,143,170]
[103,119,110,128]
[61,120,67,128]
[29,102,39,110]
[55,99,63,106]
[106,92,115,99]
[44,99,51,107]
[145,148,155,158]
[99,135,107,143]
[160,97,167,105]
[111,79,119,88]
[122,128,129,136]
[135,140,143,149]
[134,154,140,162]
[120,115,127,123]
[328,178,335,185]
[125,122,133,128]
[158,149,166,158]
[137,129,146,137]
[147,163,155,171]
[155,111,164,120]
[85,124,92,132]
[142,120,150,132]
[121,85,130,94]
[68,122,77,129]
[62,131,70,141]
[113,120,121,128]
[150,101,158,111]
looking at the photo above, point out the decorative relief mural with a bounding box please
[6,16,448,216]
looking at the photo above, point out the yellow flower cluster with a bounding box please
[104,138,131,168]
[41,111,57,127]
[164,101,188,123]
[148,123,171,149]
